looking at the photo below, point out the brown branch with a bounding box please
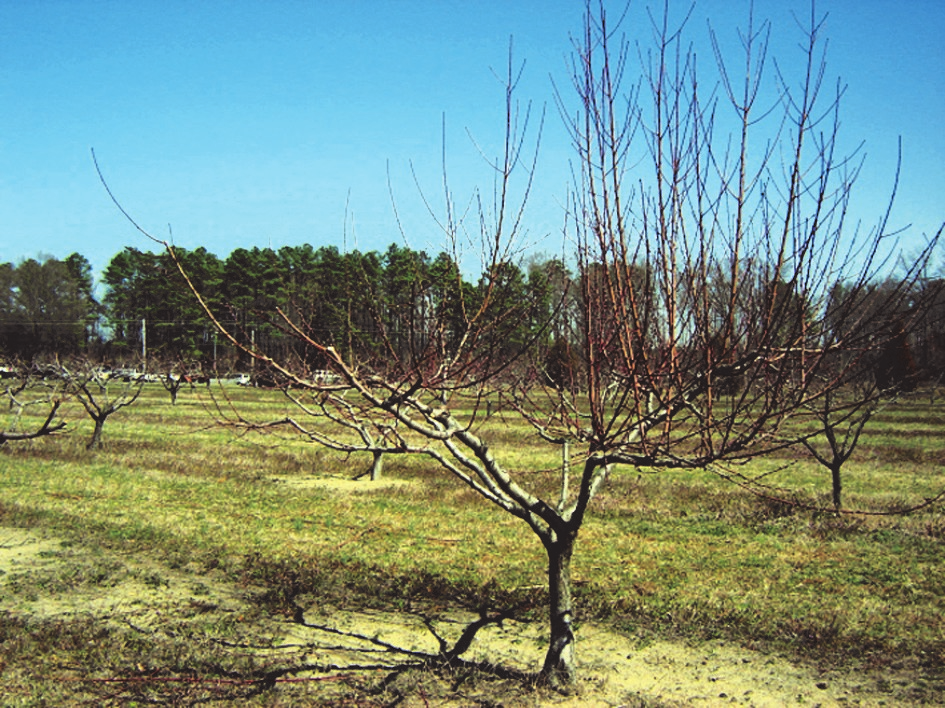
[0,400,66,444]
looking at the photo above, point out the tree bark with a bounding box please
[369,450,384,481]
[541,533,577,688]
[87,417,105,451]
[831,463,842,512]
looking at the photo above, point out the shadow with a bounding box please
[97,600,539,705]
[240,602,537,699]
[29,557,541,706]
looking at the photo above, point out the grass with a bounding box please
[1,383,944,703]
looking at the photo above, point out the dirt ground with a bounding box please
[0,524,937,706]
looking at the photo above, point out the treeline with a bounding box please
[2,244,944,385]
[0,244,564,371]
[0,254,99,357]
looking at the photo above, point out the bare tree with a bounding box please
[153,358,210,404]
[160,365,188,405]
[800,382,879,513]
[1,365,67,445]
[503,1,935,683]
[97,2,942,688]
[63,362,144,451]
[798,275,940,512]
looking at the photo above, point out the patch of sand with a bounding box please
[275,605,895,706]
[0,527,250,627]
[268,474,415,493]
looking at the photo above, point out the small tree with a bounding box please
[1,366,66,445]
[64,362,144,450]
[800,271,944,511]
[154,358,207,405]
[800,382,878,513]
[99,2,942,688]
[161,369,187,405]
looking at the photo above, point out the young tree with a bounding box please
[99,2,942,688]
[62,362,144,450]
[1,367,67,445]
[800,378,879,513]
[799,268,944,511]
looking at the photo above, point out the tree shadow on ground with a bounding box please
[92,603,543,706]
[240,603,538,701]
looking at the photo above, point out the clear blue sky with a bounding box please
[2,0,943,284]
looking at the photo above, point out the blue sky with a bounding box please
[1,0,943,283]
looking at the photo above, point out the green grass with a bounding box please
[2,384,944,690]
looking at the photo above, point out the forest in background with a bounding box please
[2,245,943,389]
[1,244,560,372]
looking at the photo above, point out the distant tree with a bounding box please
[526,257,575,347]
[342,249,386,363]
[0,262,16,354]
[543,336,580,391]
[874,320,918,392]
[222,246,288,362]
[103,247,221,363]
[911,277,945,388]
[380,244,426,359]
[163,247,222,360]
[1,255,97,357]
[152,357,200,405]
[102,247,158,355]
[423,250,471,365]
[161,370,186,405]
[475,260,535,368]
[63,252,102,348]
[801,381,879,512]
[62,362,144,450]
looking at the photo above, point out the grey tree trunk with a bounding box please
[370,450,384,481]
[86,418,105,451]
[541,534,577,687]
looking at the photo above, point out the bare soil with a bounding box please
[0,525,936,706]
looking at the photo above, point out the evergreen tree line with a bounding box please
[0,253,99,358]
[2,244,943,387]
[0,244,562,371]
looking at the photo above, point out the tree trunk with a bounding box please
[831,463,842,512]
[86,417,105,451]
[369,450,384,481]
[541,534,577,688]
